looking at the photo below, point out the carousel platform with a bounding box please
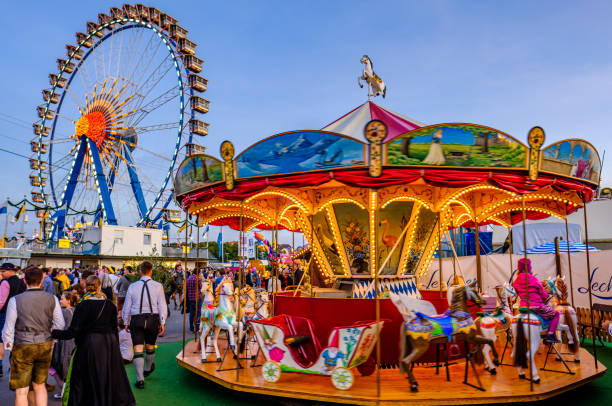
[177,339,606,405]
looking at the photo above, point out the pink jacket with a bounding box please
[512,272,548,307]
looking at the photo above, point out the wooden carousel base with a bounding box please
[177,340,606,405]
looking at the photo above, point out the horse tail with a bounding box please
[513,317,528,368]
[399,323,411,374]
[565,308,579,353]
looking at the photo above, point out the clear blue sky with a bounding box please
[0,0,611,243]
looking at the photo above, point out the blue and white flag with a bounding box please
[0,200,7,215]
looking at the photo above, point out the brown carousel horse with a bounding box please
[397,282,499,392]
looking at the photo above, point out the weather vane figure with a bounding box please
[358,55,387,100]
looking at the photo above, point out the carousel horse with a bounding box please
[197,279,216,352]
[199,278,241,362]
[358,55,386,98]
[511,277,575,383]
[544,277,580,362]
[477,284,514,371]
[396,282,499,392]
[238,287,271,356]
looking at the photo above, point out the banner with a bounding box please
[422,251,612,308]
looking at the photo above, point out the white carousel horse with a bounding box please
[358,55,386,98]
[544,277,581,362]
[477,284,514,374]
[511,277,575,383]
[197,279,216,352]
[199,278,242,362]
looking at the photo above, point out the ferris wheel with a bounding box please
[30,4,209,238]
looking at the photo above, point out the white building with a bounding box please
[82,225,163,257]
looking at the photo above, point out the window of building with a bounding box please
[144,233,151,245]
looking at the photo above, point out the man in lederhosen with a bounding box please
[122,261,167,389]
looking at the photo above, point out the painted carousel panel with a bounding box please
[386,124,527,169]
[235,131,365,178]
[174,154,223,196]
[542,139,601,183]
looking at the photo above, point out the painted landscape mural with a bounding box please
[236,131,365,178]
[376,201,414,275]
[386,124,526,168]
[174,154,223,196]
[333,202,370,276]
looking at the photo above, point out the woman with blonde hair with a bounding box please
[53,275,135,405]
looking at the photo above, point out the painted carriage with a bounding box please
[251,315,385,389]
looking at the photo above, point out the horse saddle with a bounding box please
[409,310,475,339]
[514,309,551,331]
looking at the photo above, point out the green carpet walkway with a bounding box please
[125,339,611,405]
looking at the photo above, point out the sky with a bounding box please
[0,0,611,244]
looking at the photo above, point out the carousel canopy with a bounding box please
[321,101,423,142]
[173,101,601,280]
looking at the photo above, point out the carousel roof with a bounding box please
[321,101,423,142]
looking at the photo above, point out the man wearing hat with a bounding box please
[512,258,560,343]
[0,263,26,376]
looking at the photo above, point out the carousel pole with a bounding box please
[308,214,315,296]
[564,215,576,308]
[181,216,189,360]
[237,201,244,381]
[521,196,533,392]
[451,228,457,281]
[292,230,295,283]
[582,194,598,370]
[194,219,200,340]
[438,212,444,298]
[372,189,381,400]
[474,221,483,292]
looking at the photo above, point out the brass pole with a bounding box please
[475,222,483,292]
[181,217,189,360]
[438,212,444,298]
[372,189,381,400]
[507,226,513,280]
[582,194,598,369]
[194,219,200,340]
[237,201,244,381]
[564,216,575,308]
[521,197,533,392]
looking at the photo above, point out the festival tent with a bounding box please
[321,101,424,142]
[519,241,599,255]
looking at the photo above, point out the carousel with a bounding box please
[174,60,606,404]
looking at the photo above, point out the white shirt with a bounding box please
[118,329,134,361]
[267,277,281,293]
[2,291,65,350]
[122,276,168,325]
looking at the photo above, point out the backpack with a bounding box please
[53,278,64,298]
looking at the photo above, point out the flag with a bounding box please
[15,203,26,221]
[217,229,223,260]
[177,222,187,233]
[162,223,170,231]
[157,220,163,229]
[203,225,209,235]
[0,233,5,248]
[98,215,103,227]
[80,215,85,225]
[0,200,7,215]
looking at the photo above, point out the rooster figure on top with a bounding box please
[358,55,387,99]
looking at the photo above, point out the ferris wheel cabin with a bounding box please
[177,38,197,55]
[30,141,48,154]
[188,74,208,92]
[32,124,49,137]
[75,32,93,48]
[48,74,66,88]
[57,59,75,74]
[123,4,138,19]
[37,106,54,120]
[189,119,209,136]
[190,96,209,114]
[160,13,177,29]
[183,55,203,73]
[98,13,113,29]
[169,24,188,40]
[31,191,46,204]
[29,159,47,171]
[86,21,103,38]
[29,174,46,187]
[42,90,60,104]
[110,7,124,22]
[65,45,83,60]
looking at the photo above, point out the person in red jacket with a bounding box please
[512,258,560,343]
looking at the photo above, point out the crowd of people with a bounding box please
[0,260,306,406]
